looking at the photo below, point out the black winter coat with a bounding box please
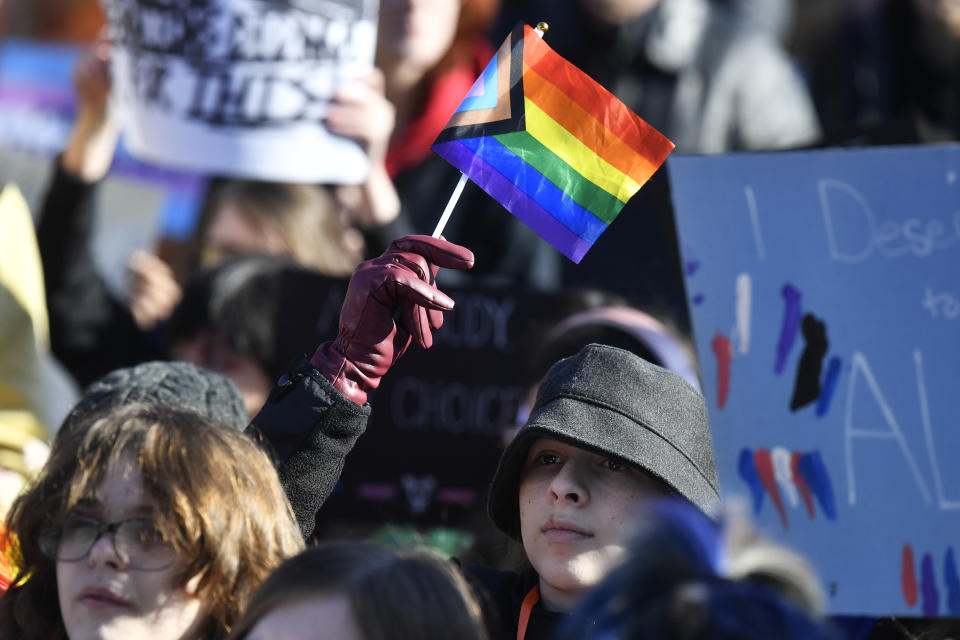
[251,357,593,640]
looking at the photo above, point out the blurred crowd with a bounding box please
[0,0,957,638]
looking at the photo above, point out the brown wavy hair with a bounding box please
[227,541,488,640]
[0,404,304,639]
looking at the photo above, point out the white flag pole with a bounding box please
[430,22,549,240]
[432,172,469,238]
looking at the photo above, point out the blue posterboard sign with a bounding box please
[669,144,960,617]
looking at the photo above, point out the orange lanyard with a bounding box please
[517,584,540,640]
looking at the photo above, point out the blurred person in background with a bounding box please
[496,0,821,153]
[189,178,363,277]
[325,0,562,290]
[809,0,960,145]
[42,45,363,334]
[566,498,844,640]
[128,177,361,334]
[43,245,339,418]
[717,0,793,40]
[227,541,489,640]
[163,255,342,418]
[0,0,104,42]
[37,47,367,415]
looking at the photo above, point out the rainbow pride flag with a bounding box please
[431,24,675,263]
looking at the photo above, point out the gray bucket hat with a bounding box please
[63,361,248,433]
[488,343,720,538]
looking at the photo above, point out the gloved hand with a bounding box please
[310,235,474,404]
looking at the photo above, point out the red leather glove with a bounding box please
[310,235,474,404]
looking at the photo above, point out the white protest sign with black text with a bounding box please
[103,0,378,182]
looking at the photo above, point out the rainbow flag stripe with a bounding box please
[432,23,674,263]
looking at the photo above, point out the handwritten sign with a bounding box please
[668,144,960,617]
[102,0,378,183]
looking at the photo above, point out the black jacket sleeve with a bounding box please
[35,160,161,388]
[247,357,371,539]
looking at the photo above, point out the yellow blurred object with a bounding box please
[0,184,52,516]
[0,520,20,595]
[0,184,48,352]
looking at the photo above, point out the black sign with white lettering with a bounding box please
[268,271,567,528]
[326,285,567,528]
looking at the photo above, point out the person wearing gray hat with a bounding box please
[464,342,721,638]
[242,234,723,639]
[488,342,720,541]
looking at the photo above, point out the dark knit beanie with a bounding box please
[63,361,248,432]
[488,343,720,539]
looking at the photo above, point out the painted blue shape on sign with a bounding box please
[816,356,842,417]
[945,547,960,616]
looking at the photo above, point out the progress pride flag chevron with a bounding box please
[431,23,674,263]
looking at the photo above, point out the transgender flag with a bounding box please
[431,23,675,263]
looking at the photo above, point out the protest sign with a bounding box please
[266,272,593,530]
[669,144,960,617]
[102,0,378,183]
[319,284,556,528]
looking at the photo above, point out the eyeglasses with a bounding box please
[39,513,177,571]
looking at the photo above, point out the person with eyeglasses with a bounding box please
[0,403,304,640]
